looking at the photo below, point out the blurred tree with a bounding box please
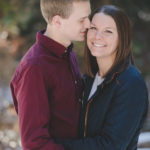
[0,0,45,35]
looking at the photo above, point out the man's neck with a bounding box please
[44,26,71,48]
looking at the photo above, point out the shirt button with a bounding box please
[79,98,82,102]
[75,80,77,84]
[65,50,67,53]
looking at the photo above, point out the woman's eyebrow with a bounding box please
[105,27,116,30]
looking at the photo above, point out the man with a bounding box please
[10,0,91,149]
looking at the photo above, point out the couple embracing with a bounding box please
[10,0,148,150]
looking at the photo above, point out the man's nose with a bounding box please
[84,18,91,29]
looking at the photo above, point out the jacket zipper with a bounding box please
[83,83,105,137]
[84,98,94,137]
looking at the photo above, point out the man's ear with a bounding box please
[52,15,62,28]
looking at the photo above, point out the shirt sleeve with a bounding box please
[11,64,64,150]
[55,75,148,150]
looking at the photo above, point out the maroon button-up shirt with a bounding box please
[10,30,83,150]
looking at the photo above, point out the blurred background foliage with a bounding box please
[0,0,150,149]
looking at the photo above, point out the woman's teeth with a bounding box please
[93,43,105,47]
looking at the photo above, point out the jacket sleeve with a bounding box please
[10,64,64,150]
[55,75,148,150]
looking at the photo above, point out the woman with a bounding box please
[56,5,148,150]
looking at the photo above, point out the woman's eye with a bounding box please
[105,30,112,33]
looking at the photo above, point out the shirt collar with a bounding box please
[36,30,73,57]
[95,73,104,86]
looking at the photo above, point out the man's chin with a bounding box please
[72,36,85,42]
[77,37,85,41]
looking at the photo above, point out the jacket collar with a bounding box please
[103,60,131,86]
[83,60,131,102]
[36,30,73,58]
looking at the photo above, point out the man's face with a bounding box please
[60,1,91,45]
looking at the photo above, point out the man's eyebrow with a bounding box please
[80,16,90,19]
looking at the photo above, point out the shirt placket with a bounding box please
[68,52,80,101]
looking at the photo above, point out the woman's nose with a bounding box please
[95,31,103,40]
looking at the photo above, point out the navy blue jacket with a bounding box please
[56,63,148,150]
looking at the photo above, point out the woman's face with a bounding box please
[87,13,119,60]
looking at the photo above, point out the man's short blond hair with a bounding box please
[40,0,89,23]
